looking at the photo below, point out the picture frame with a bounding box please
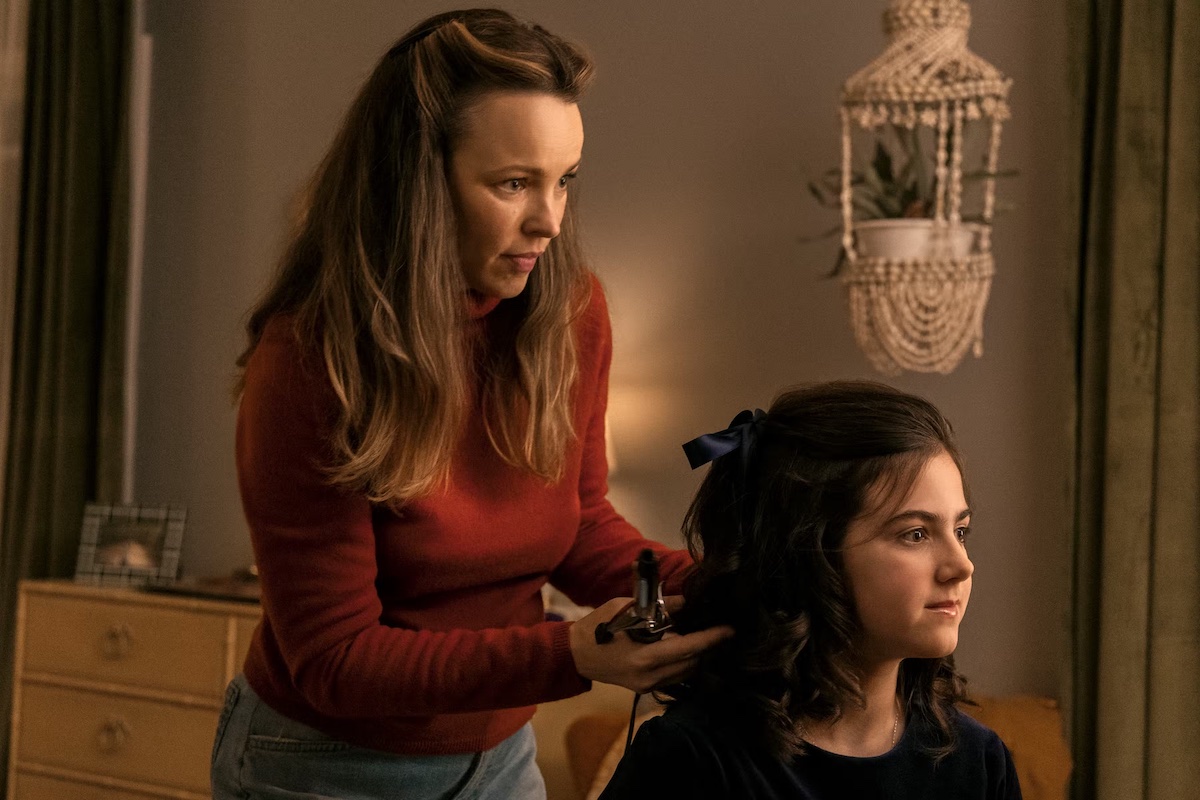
[74,503,186,587]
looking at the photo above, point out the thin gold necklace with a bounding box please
[890,697,900,746]
[801,697,901,748]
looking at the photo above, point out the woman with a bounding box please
[600,381,1021,799]
[210,9,730,799]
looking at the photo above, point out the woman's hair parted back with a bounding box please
[237,9,595,503]
[670,381,970,761]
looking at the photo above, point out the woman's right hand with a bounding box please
[568,597,734,693]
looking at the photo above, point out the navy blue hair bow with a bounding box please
[682,409,767,542]
[682,408,767,470]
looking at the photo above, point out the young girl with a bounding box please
[600,381,1021,799]
[210,9,729,799]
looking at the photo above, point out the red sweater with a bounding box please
[236,275,690,755]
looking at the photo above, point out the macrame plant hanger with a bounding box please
[839,0,1011,374]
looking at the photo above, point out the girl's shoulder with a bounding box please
[950,706,1012,756]
[945,707,1022,798]
[598,702,734,799]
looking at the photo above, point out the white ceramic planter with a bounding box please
[854,219,980,260]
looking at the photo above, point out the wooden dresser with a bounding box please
[5,579,261,800]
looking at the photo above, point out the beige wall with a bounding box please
[134,1,1074,699]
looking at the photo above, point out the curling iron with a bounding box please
[592,548,675,751]
[594,548,673,644]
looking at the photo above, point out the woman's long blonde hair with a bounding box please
[237,9,594,503]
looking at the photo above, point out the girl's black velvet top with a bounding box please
[598,700,1021,800]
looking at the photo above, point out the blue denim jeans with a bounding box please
[211,674,546,799]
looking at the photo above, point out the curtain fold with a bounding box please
[0,0,30,548]
[1069,1,1200,798]
[0,2,130,793]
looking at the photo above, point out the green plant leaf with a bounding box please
[862,163,887,197]
[909,128,932,207]
[821,172,847,193]
[807,181,836,208]
[797,222,846,243]
[872,142,894,185]
[803,123,1013,225]
[826,246,849,278]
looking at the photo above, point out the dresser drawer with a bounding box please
[22,594,227,698]
[13,770,185,799]
[16,684,216,795]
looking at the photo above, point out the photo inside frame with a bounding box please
[75,503,186,586]
[94,517,168,569]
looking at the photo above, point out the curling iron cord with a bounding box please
[626,692,640,751]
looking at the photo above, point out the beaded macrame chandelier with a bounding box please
[838,0,1011,374]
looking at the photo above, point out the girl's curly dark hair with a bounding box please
[666,380,971,762]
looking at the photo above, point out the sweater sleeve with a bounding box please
[237,319,587,719]
[549,276,693,608]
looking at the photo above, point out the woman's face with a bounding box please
[841,450,974,665]
[448,91,584,299]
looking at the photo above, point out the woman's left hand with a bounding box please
[567,596,734,693]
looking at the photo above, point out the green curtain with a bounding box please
[0,1,130,792]
[1069,1,1200,798]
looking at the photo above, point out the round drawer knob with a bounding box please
[101,623,134,659]
[97,716,131,753]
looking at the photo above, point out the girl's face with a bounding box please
[841,450,974,665]
[448,91,584,299]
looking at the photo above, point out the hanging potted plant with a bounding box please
[806,126,1013,272]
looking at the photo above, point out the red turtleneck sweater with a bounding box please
[236,274,690,755]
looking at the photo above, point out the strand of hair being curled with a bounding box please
[235,10,594,503]
[666,381,971,762]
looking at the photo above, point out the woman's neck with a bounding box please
[466,290,502,320]
[800,660,904,757]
